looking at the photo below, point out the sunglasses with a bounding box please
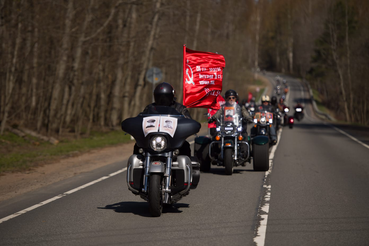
[228,96,236,100]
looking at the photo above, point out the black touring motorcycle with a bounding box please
[195,105,251,175]
[121,106,201,217]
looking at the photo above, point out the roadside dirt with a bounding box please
[0,141,135,202]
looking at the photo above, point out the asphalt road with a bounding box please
[1,72,368,246]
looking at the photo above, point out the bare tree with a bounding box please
[131,0,162,116]
[48,0,74,134]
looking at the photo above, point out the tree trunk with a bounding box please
[345,0,353,120]
[30,19,39,118]
[192,3,202,121]
[329,22,350,122]
[287,0,293,73]
[97,43,106,130]
[178,0,191,105]
[0,16,22,135]
[122,4,137,120]
[132,0,162,116]
[74,49,91,138]
[254,1,260,79]
[110,5,125,127]
[62,0,95,133]
[48,0,74,134]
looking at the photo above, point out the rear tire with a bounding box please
[224,148,233,175]
[253,144,269,171]
[148,174,163,217]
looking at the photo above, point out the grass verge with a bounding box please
[0,130,131,174]
[312,88,329,114]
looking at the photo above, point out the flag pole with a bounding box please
[183,44,186,105]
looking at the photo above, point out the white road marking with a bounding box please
[330,125,369,150]
[253,128,282,246]
[0,167,127,224]
[254,76,289,245]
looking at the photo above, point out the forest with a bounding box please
[0,0,368,139]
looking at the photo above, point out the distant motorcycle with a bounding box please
[282,106,294,129]
[122,106,201,217]
[275,85,281,96]
[247,102,256,117]
[294,105,304,121]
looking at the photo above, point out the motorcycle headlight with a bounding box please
[260,116,266,124]
[253,118,258,124]
[284,108,289,113]
[150,135,167,152]
[296,108,302,112]
[269,119,273,124]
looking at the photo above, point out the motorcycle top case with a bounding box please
[121,105,201,150]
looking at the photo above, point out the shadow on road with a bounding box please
[201,167,257,176]
[98,201,189,217]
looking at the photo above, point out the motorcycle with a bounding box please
[282,106,294,129]
[294,105,304,121]
[275,85,281,96]
[121,105,201,217]
[195,107,250,175]
[250,111,272,171]
[247,102,256,117]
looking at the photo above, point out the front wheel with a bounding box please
[253,144,269,171]
[224,148,233,175]
[148,174,163,217]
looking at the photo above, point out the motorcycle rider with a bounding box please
[277,97,287,112]
[253,95,277,145]
[133,82,192,156]
[270,95,281,130]
[294,102,304,111]
[207,89,253,161]
[271,96,278,109]
[207,89,253,139]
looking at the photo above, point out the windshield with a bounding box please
[221,105,241,126]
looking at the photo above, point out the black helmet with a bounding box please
[154,82,175,106]
[271,96,277,106]
[225,89,238,99]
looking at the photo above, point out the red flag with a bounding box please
[247,92,253,103]
[208,95,225,128]
[183,45,226,108]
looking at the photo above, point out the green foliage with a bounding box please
[312,89,328,113]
